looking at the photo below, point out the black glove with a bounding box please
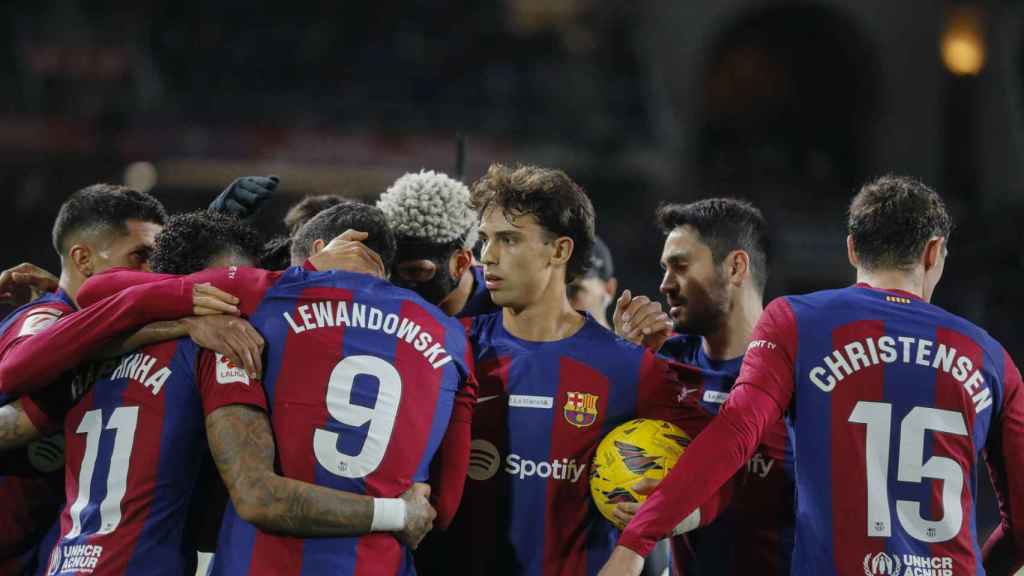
[209,175,278,218]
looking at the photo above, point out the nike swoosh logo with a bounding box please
[477,395,501,404]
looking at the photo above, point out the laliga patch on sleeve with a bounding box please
[17,309,63,337]
[215,353,250,385]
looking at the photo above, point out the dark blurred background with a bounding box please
[1,0,1021,542]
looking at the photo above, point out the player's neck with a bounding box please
[856,268,925,299]
[58,269,81,308]
[702,288,762,361]
[440,268,475,316]
[502,287,585,342]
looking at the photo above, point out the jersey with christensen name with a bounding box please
[24,338,266,576]
[206,265,474,576]
[743,283,1022,575]
[439,313,716,576]
[660,334,793,576]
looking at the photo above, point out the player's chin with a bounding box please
[487,287,513,304]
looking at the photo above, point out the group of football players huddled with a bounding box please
[0,165,1020,576]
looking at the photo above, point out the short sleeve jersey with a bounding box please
[435,312,716,576]
[208,265,474,576]
[29,338,265,576]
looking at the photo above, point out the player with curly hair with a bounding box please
[377,170,496,316]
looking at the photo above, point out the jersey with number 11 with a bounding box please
[740,283,1024,575]
[210,265,474,576]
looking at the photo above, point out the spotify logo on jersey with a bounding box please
[28,434,65,474]
[468,439,500,481]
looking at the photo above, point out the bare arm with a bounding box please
[0,400,44,451]
[206,404,434,543]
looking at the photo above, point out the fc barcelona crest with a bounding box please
[564,392,599,428]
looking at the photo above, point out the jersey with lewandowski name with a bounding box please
[0,290,75,573]
[438,312,716,576]
[208,265,474,576]
[660,334,793,576]
[23,337,266,576]
[455,265,498,318]
[741,284,1022,575]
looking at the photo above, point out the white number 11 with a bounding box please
[66,406,139,539]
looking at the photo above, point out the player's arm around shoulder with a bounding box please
[204,402,437,546]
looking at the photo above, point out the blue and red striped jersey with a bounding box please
[0,290,75,572]
[27,337,266,576]
[660,334,794,576]
[206,265,475,576]
[738,284,1022,574]
[455,265,498,319]
[433,312,717,576]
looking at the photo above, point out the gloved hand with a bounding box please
[209,175,278,218]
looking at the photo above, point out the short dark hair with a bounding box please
[52,184,168,256]
[284,195,355,236]
[656,198,769,292]
[150,211,263,275]
[470,163,595,282]
[291,202,396,270]
[848,175,952,271]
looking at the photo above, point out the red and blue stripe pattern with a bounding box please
[782,285,1007,574]
[433,313,716,576]
[213,267,471,576]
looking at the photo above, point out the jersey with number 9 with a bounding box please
[208,265,475,576]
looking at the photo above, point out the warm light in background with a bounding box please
[941,4,986,76]
[123,161,158,193]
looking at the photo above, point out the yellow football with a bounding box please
[589,418,690,529]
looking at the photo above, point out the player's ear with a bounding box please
[922,236,944,271]
[725,250,749,287]
[450,248,473,279]
[310,239,327,256]
[846,235,860,268]
[550,236,573,267]
[604,277,618,298]
[69,244,94,278]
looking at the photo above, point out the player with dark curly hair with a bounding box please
[47,201,476,575]
[150,211,264,276]
[0,208,444,576]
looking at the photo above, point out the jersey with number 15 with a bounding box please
[738,283,1024,575]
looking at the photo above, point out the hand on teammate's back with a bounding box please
[612,290,673,351]
[182,316,264,378]
[308,230,386,278]
[191,283,241,317]
[397,483,436,550]
[0,262,59,306]
[209,175,278,219]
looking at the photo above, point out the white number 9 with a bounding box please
[314,355,402,479]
